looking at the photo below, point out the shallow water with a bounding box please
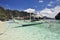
[0,20,60,40]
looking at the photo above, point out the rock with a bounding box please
[55,12,60,20]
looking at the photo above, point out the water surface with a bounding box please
[1,20,60,40]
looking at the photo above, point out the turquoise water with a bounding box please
[3,20,60,40]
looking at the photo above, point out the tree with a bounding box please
[0,6,7,20]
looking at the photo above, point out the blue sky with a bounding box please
[0,0,60,11]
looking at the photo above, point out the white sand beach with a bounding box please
[0,21,7,35]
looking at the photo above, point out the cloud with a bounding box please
[53,6,60,13]
[47,1,53,6]
[47,4,52,6]
[24,6,60,18]
[5,4,11,9]
[39,8,54,18]
[24,8,36,13]
[37,6,60,18]
[39,0,44,3]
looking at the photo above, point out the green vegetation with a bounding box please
[0,6,59,21]
[0,6,34,21]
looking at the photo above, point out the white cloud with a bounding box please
[37,6,60,18]
[39,0,44,3]
[24,8,35,13]
[54,6,60,13]
[39,8,54,18]
[47,1,53,6]
[47,4,52,6]
[24,6,60,18]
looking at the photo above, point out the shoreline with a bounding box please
[0,21,7,34]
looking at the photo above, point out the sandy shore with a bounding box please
[0,21,7,35]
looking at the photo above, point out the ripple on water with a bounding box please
[6,20,60,40]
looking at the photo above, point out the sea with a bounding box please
[1,20,60,40]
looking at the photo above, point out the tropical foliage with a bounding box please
[0,6,34,21]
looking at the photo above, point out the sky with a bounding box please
[0,0,60,10]
[0,0,60,18]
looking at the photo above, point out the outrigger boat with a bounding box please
[8,13,55,28]
[12,19,45,28]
